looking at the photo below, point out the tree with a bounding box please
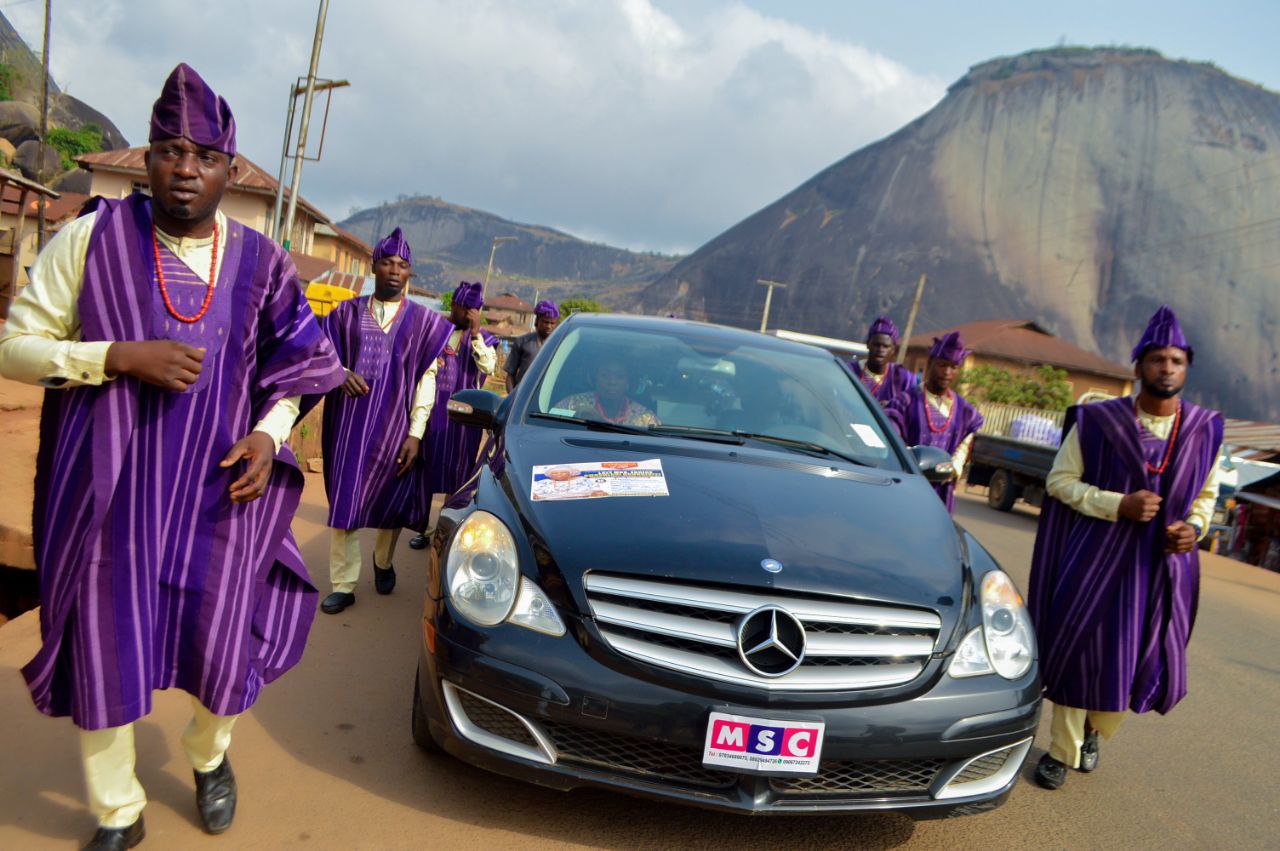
[559,297,604,315]
[439,290,452,314]
[959,364,1072,411]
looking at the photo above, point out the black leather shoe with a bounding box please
[194,755,236,834]
[1079,727,1100,772]
[374,564,396,595]
[83,814,145,850]
[408,534,429,550]
[1034,754,1067,790]
[321,592,355,614]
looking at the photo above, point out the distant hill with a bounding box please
[639,47,1280,422]
[341,196,678,306]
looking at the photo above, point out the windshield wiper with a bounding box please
[645,424,745,444]
[730,431,871,467]
[528,411,649,435]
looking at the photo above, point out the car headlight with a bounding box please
[948,626,994,678]
[979,570,1035,679]
[446,511,520,626]
[508,577,566,636]
[949,571,1035,679]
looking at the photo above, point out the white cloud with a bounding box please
[7,0,943,252]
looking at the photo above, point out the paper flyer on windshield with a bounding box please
[530,459,669,501]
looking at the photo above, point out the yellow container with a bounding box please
[304,281,358,317]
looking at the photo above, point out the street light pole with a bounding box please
[269,78,349,242]
[280,0,330,251]
[36,0,51,250]
[482,236,518,294]
[756,278,788,333]
[897,274,928,365]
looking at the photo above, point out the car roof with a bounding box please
[558,313,838,359]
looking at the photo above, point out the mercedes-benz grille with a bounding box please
[583,573,943,690]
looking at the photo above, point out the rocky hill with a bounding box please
[640,47,1280,422]
[341,196,678,304]
[0,11,128,191]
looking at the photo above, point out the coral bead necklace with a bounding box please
[925,389,956,433]
[1139,399,1182,475]
[153,223,219,323]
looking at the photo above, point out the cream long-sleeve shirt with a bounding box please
[1045,408,1220,538]
[400,326,496,439]
[924,389,975,479]
[0,210,300,452]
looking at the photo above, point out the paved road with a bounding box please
[1,484,1277,849]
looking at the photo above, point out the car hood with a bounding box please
[499,427,967,629]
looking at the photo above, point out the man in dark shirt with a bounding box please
[505,300,560,392]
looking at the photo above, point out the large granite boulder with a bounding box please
[0,100,41,147]
[13,139,62,181]
[640,47,1280,422]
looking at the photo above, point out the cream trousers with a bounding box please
[329,527,401,593]
[79,696,238,828]
[1048,703,1125,768]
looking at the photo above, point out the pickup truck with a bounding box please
[966,433,1058,511]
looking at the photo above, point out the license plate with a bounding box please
[702,711,825,775]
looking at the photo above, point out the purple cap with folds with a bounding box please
[453,281,484,310]
[373,227,412,264]
[928,331,971,365]
[149,63,236,156]
[534,300,560,319]
[867,315,900,344]
[1131,305,1194,364]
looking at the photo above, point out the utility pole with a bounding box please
[268,77,348,241]
[482,236,518,294]
[36,0,51,250]
[756,278,788,333]
[897,273,927,364]
[280,0,330,251]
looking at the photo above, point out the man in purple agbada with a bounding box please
[849,315,914,405]
[317,228,453,616]
[884,331,984,513]
[1028,306,1222,790]
[0,64,344,847]
[408,281,498,549]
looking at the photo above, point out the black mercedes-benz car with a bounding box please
[412,314,1039,816]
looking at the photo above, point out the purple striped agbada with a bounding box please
[24,194,344,731]
[850,359,915,405]
[319,297,452,530]
[1028,397,1222,714]
[885,385,984,512]
[419,329,498,507]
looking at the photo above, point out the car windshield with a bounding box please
[524,324,905,472]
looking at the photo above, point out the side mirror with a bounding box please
[447,389,505,431]
[911,445,955,484]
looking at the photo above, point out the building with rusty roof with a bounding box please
[905,319,1134,400]
[75,147,334,256]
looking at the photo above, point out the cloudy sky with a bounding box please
[9,0,1279,254]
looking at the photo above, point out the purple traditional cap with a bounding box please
[867,315,901,344]
[534,299,560,319]
[373,227,412,264]
[149,63,237,157]
[928,331,971,365]
[1131,305,1194,364]
[453,281,484,310]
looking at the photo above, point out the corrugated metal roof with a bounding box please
[907,319,1132,379]
[76,147,329,223]
[1223,417,1280,453]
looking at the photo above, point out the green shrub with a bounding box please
[47,123,103,171]
[959,363,1073,411]
[0,63,18,101]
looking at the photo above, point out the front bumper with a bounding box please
[417,615,1040,817]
